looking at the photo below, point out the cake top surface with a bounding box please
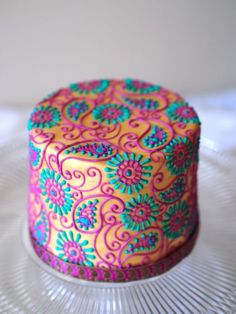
[28,78,200,155]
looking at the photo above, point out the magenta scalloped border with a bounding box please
[30,222,199,283]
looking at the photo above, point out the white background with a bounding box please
[0,0,236,105]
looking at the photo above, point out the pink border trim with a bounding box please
[30,223,199,283]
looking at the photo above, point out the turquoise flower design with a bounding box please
[124,78,160,94]
[104,153,153,194]
[92,103,130,125]
[33,211,49,246]
[162,201,189,239]
[55,230,95,266]
[164,137,193,175]
[143,126,167,148]
[29,141,41,167]
[121,194,159,231]
[165,101,201,124]
[69,79,109,94]
[39,168,73,216]
[65,100,88,121]
[124,232,159,254]
[75,199,98,230]
[27,105,61,130]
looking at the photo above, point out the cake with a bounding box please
[27,78,201,282]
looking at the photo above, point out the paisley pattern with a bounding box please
[124,232,159,254]
[27,78,200,281]
[143,126,167,149]
[65,100,88,121]
[159,177,186,203]
[74,199,98,230]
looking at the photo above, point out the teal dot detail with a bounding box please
[120,194,159,231]
[92,103,130,125]
[55,230,95,267]
[104,153,153,194]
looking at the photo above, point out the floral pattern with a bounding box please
[105,153,153,194]
[75,199,98,230]
[29,141,41,167]
[92,103,130,125]
[39,168,73,216]
[32,211,49,246]
[124,78,160,94]
[143,126,167,148]
[124,232,159,254]
[27,105,61,130]
[165,101,200,124]
[69,79,109,94]
[164,137,193,175]
[121,194,159,231]
[161,201,189,239]
[65,100,88,121]
[55,230,95,266]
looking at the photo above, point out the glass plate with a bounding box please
[0,134,236,313]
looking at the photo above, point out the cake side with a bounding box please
[27,79,200,281]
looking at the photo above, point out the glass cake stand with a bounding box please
[0,133,235,313]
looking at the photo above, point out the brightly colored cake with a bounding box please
[27,79,201,282]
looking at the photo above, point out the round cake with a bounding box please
[27,78,201,282]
